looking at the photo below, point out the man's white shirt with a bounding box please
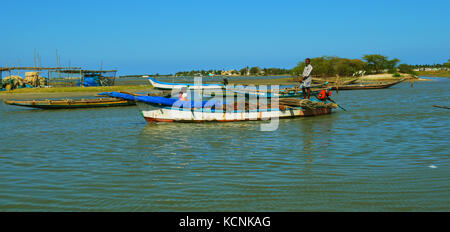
[302,64,313,87]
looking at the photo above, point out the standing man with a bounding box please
[300,58,313,99]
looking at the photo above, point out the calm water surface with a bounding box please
[0,77,448,211]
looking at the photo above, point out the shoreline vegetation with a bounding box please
[122,56,450,80]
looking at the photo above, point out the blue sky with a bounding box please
[1,0,449,75]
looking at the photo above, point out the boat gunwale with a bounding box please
[148,77,224,88]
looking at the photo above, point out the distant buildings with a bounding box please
[413,67,449,71]
[221,69,240,76]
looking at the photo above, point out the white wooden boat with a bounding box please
[149,77,331,99]
[3,98,135,109]
[138,102,332,122]
[148,77,224,90]
[99,92,334,123]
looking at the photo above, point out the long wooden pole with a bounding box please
[335,74,340,94]
[38,52,41,72]
[56,49,60,79]
[7,60,11,78]
[113,70,116,86]
[34,49,36,71]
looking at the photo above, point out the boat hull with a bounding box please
[331,79,405,90]
[3,98,135,109]
[137,102,331,123]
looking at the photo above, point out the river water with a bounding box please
[0,77,448,211]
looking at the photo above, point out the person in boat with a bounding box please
[299,58,313,99]
[179,87,188,101]
[222,77,229,86]
[317,88,332,101]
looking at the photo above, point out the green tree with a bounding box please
[362,54,400,74]
[397,64,416,74]
[292,56,367,77]
[291,62,306,76]
[387,58,400,73]
[249,66,261,75]
[444,59,450,69]
[239,67,249,76]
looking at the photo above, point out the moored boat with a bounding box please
[3,98,135,109]
[331,78,405,90]
[148,77,224,90]
[433,105,450,109]
[148,77,330,99]
[100,92,337,123]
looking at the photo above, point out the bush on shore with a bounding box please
[292,56,366,78]
[397,64,418,75]
[292,54,402,78]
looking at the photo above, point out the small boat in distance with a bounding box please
[331,78,405,90]
[433,105,450,110]
[3,98,136,109]
[148,77,224,90]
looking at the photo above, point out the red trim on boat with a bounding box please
[144,117,174,123]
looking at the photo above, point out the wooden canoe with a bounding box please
[3,98,136,109]
[313,77,359,85]
[433,105,450,109]
[139,102,333,123]
[99,92,337,123]
[331,78,405,90]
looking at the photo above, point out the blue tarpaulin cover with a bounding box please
[98,92,222,108]
[82,77,99,87]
